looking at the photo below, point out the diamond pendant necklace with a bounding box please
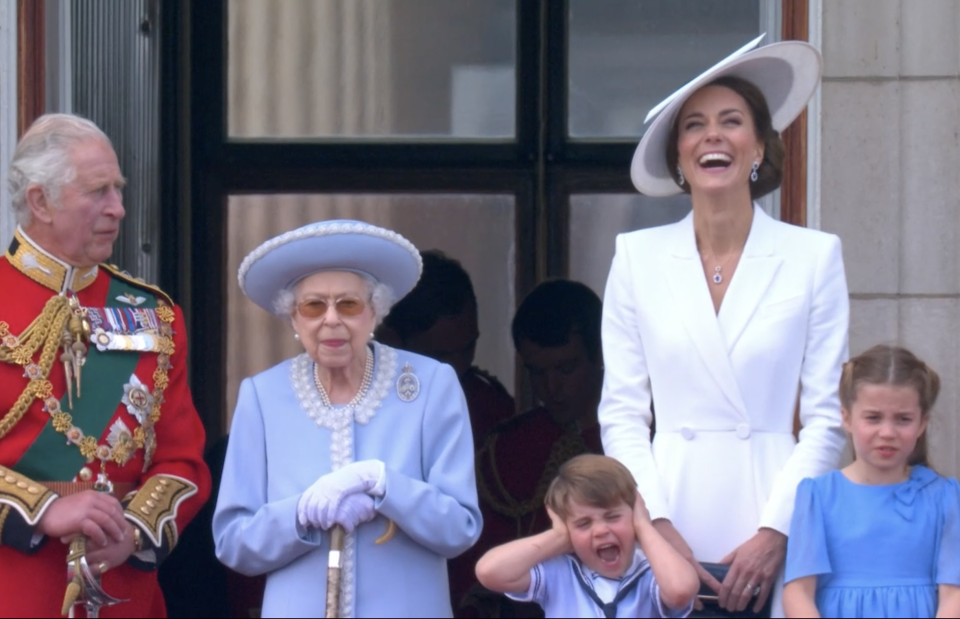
[712,265,724,285]
[701,251,739,285]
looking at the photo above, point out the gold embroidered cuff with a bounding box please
[0,466,56,525]
[124,474,197,548]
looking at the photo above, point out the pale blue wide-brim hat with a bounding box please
[238,220,423,314]
[630,34,822,197]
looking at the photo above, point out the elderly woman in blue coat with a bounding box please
[213,220,482,618]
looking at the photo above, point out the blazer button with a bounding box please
[680,426,695,441]
[736,423,751,440]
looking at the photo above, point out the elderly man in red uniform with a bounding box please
[0,113,210,617]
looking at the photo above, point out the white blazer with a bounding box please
[599,205,848,565]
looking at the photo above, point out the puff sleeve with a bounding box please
[785,477,832,584]
[936,478,960,586]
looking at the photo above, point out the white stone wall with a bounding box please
[819,0,960,474]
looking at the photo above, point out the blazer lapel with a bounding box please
[718,206,783,353]
[663,214,748,416]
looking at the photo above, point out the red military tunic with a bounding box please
[459,366,515,449]
[0,229,211,618]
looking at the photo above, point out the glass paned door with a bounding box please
[228,0,518,139]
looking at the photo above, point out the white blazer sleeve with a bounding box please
[598,234,671,520]
[760,234,849,534]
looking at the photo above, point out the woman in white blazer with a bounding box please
[599,37,848,618]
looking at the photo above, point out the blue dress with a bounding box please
[785,466,960,618]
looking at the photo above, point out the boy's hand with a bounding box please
[546,506,573,554]
[632,491,651,529]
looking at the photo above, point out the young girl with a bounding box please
[783,345,960,618]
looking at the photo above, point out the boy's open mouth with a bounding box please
[597,543,620,564]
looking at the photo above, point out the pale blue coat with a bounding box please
[213,343,482,618]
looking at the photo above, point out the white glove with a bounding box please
[330,492,377,533]
[297,460,385,529]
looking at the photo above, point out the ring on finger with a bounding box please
[97,561,109,574]
[744,583,760,596]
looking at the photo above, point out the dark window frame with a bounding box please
[170,0,808,440]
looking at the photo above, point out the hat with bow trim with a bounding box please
[238,220,423,314]
[630,33,823,197]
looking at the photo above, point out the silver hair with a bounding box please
[273,271,396,327]
[8,113,113,226]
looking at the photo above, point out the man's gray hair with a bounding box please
[8,113,113,226]
[273,272,396,327]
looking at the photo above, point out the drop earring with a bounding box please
[676,165,685,186]
[294,333,300,341]
[750,161,760,182]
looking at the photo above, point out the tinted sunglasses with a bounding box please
[296,297,366,318]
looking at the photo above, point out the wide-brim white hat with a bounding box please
[630,34,822,197]
[238,220,423,314]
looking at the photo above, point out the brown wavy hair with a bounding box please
[665,75,786,200]
[840,345,940,467]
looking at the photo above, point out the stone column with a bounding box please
[819,0,960,475]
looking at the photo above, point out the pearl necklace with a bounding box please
[313,347,374,408]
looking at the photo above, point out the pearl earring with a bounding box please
[294,333,300,341]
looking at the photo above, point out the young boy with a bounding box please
[475,454,698,618]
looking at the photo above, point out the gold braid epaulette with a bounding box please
[476,429,590,537]
[99,263,173,306]
[0,296,73,439]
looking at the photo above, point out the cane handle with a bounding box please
[375,518,397,545]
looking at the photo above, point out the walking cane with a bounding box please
[324,525,346,619]
[324,519,397,618]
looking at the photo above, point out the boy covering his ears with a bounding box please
[476,454,698,618]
